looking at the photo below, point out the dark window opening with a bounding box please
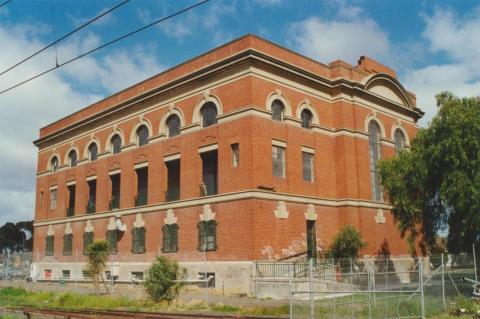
[111,135,122,154]
[86,180,96,214]
[66,185,75,217]
[162,224,178,253]
[51,157,59,172]
[198,272,215,288]
[63,234,73,256]
[106,230,117,254]
[135,167,148,206]
[368,121,382,201]
[68,150,77,167]
[136,125,149,146]
[306,220,317,261]
[45,235,54,256]
[231,143,239,167]
[132,227,146,254]
[62,270,70,279]
[200,150,218,196]
[109,174,121,210]
[198,220,217,251]
[166,114,181,137]
[88,143,98,161]
[165,159,180,201]
[301,109,313,129]
[271,99,284,121]
[83,232,94,255]
[201,102,218,127]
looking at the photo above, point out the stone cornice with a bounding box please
[33,189,392,227]
[33,49,422,149]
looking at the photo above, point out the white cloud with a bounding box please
[287,3,391,65]
[0,22,163,225]
[403,6,480,125]
[67,7,117,28]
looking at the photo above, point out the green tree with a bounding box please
[329,224,366,260]
[378,92,480,253]
[144,256,185,302]
[85,240,110,294]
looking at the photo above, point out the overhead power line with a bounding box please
[0,0,211,96]
[0,0,14,9]
[0,0,131,78]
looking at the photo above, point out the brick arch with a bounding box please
[266,90,293,117]
[160,107,186,136]
[192,94,223,124]
[296,100,320,125]
[129,119,153,145]
[105,128,126,153]
[83,137,101,159]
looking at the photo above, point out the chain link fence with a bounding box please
[287,253,479,319]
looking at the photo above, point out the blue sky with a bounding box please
[0,0,479,224]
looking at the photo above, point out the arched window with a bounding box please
[271,100,284,121]
[136,125,149,146]
[368,121,382,201]
[68,150,77,167]
[301,109,313,129]
[200,102,218,127]
[394,129,406,154]
[50,156,59,172]
[166,115,181,137]
[88,143,98,161]
[110,134,122,154]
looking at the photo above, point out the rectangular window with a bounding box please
[272,145,286,178]
[109,174,121,210]
[40,191,44,209]
[198,272,216,288]
[201,150,218,196]
[83,232,94,255]
[198,220,217,251]
[49,189,57,210]
[45,235,54,256]
[231,143,239,167]
[87,180,96,214]
[132,227,146,254]
[165,159,180,202]
[302,152,314,182]
[63,234,73,256]
[135,167,148,206]
[107,230,117,254]
[131,271,144,281]
[66,185,75,217]
[62,270,70,279]
[82,270,91,279]
[162,224,179,253]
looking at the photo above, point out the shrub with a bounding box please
[144,256,185,302]
[85,240,110,294]
[329,224,366,260]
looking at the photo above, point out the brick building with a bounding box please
[32,34,423,294]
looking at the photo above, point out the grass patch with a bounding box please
[0,287,288,317]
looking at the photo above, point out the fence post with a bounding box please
[473,243,478,282]
[419,257,425,319]
[309,258,315,319]
[289,269,293,319]
[441,253,446,311]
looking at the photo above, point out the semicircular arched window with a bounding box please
[301,109,313,129]
[394,129,406,154]
[271,99,285,122]
[88,143,98,161]
[68,150,78,167]
[166,114,181,137]
[110,134,122,154]
[50,156,59,172]
[200,102,218,127]
[136,125,149,147]
[368,121,382,201]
